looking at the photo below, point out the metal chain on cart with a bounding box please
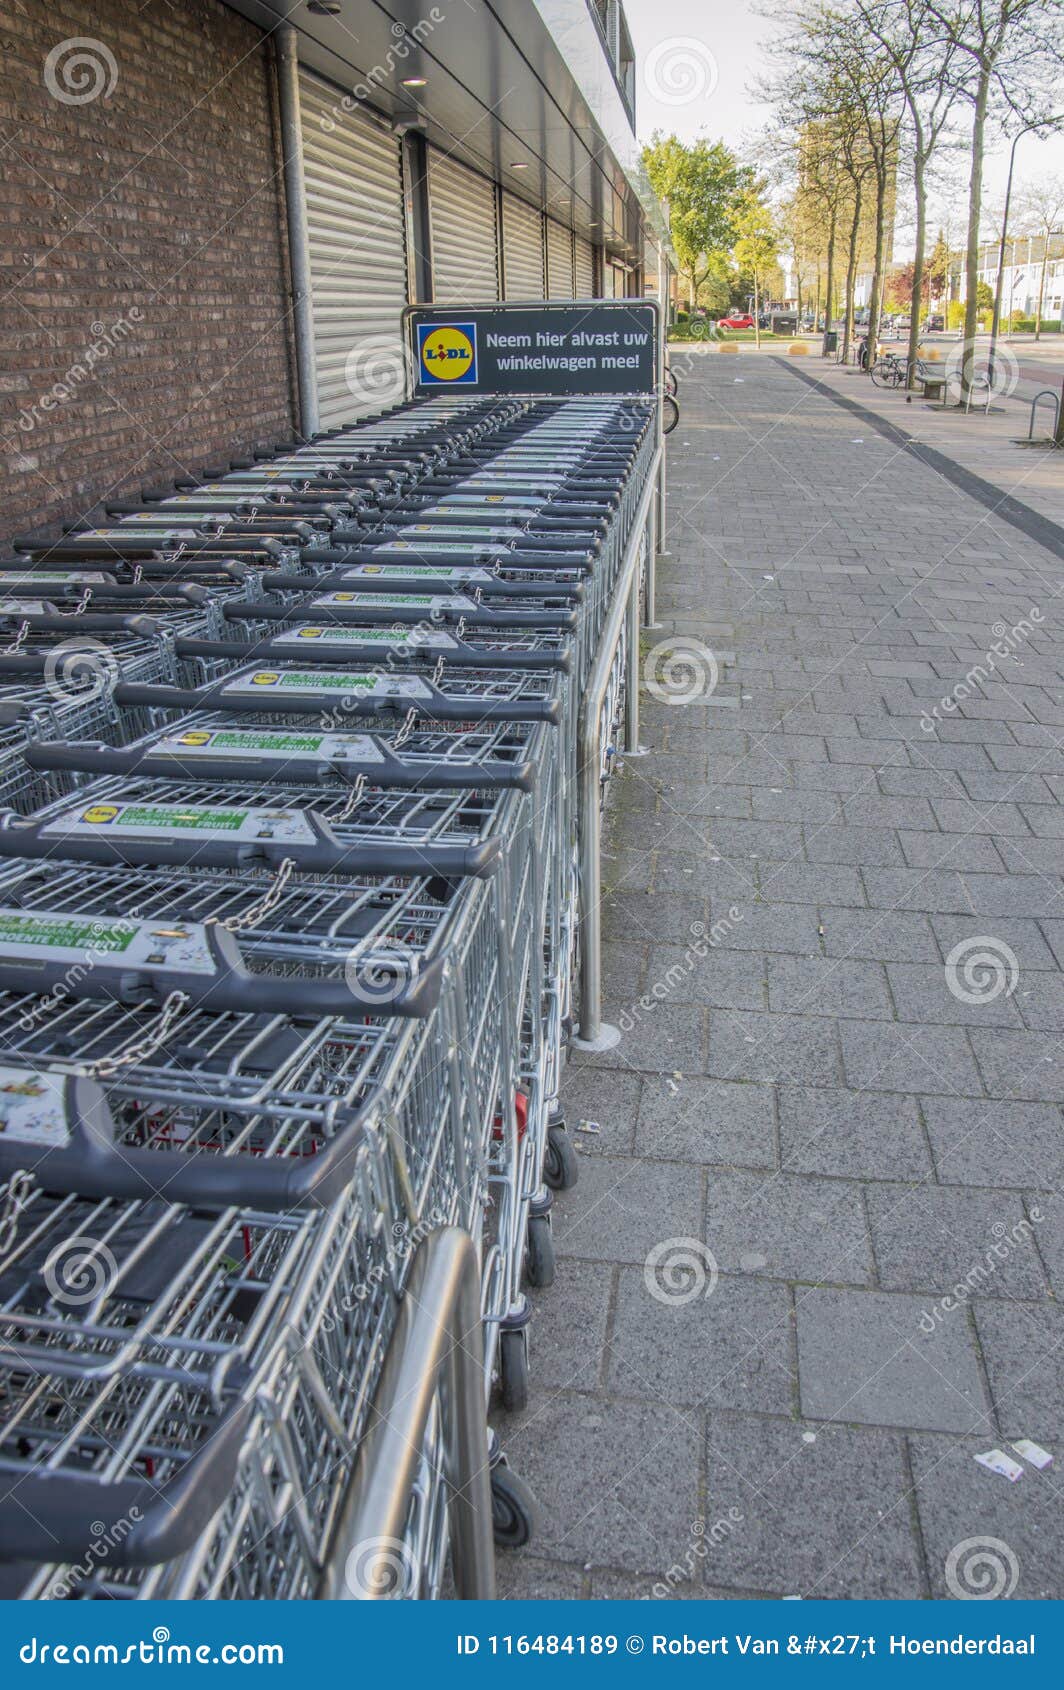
[77,990,190,1079]
[393,707,417,749]
[209,857,298,933]
[0,1169,34,1258]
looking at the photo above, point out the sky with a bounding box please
[624,0,1064,248]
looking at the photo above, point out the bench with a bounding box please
[921,372,947,404]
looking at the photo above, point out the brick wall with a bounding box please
[0,0,297,540]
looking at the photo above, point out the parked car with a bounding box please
[716,313,756,330]
[922,314,945,332]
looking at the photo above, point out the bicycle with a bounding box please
[870,351,959,398]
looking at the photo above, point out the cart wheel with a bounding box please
[491,1463,538,1549]
[525,1215,555,1289]
[662,394,679,435]
[543,1122,578,1192]
[498,1328,529,1413]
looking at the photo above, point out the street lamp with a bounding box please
[988,114,1064,392]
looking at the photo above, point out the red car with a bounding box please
[715,313,755,330]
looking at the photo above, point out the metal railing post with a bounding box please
[317,1228,495,1601]
[574,450,661,1049]
[275,27,319,439]
[624,548,641,753]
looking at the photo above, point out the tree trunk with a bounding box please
[907,145,928,387]
[866,156,888,365]
[1036,241,1048,339]
[842,182,862,364]
[753,271,761,348]
[822,204,837,355]
[961,67,991,398]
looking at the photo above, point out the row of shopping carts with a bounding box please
[0,388,657,1599]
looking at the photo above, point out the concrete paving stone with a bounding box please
[751,787,841,823]
[706,817,805,859]
[877,767,967,798]
[1012,971,1064,1032]
[600,891,710,947]
[839,793,938,829]
[819,907,940,963]
[635,1074,776,1167]
[651,849,748,897]
[923,1097,1064,1190]
[995,836,1064,875]
[839,1020,984,1097]
[1020,804,1064,838]
[971,1030,1064,1102]
[897,830,1006,873]
[495,1394,703,1574]
[909,1434,1064,1601]
[973,1299,1064,1437]
[767,955,893,1018]
[929,912,1060,971]
[552,1154,703,1265]
[886,962,1025,1029]
[703,1168,872,1285]
[645,943,767,1011]
[758,861,867,906]
[792,762,884,793]
[930,797,1031,834]
[865,1183,1048,1299]
[704,900,822,955]
[589,1567,751,1599]
[493,1555,586,1600]
[526,1259,612,1394]
[574,1000,708,1076]
[861,866,974,914]
[802,824,906,867]
[702,1412,923,1598]
[960,771,1055,804]
[669,784,754,819]
[778,1084,931,1181]
[1023,1196,1064,1298]
[599,940,650,999]
[707,1009,844,1087]
[796,1287,992,1434]
[961,871,1064,918]
[558,1067,641,1157]
[724,754,817,786]
[827,737,912,767]
[606,1266,795,1413]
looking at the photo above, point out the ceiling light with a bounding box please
[307,2,342,14]
[401,77,427,87]
[510,161,529,170]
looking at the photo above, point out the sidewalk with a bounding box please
[496,356,1064,1601]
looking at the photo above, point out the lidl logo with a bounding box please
[418,322,478,385]
[82,805,118,825]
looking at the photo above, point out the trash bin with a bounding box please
[822,330,838,355]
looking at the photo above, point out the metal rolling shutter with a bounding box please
[501,193,544,299]
[574,234,596,298]
[299,72,408,429]
[427,151,499,302]
[546,219,574,298]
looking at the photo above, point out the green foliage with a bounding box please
[643,133,756,301]
[975,280,994,311]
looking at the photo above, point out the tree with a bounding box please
[1017,176,1064,337]
[734,191,779,346]
[642,134,755,309]
[926,0,1064,395]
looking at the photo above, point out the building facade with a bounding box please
[1,0,669,537]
